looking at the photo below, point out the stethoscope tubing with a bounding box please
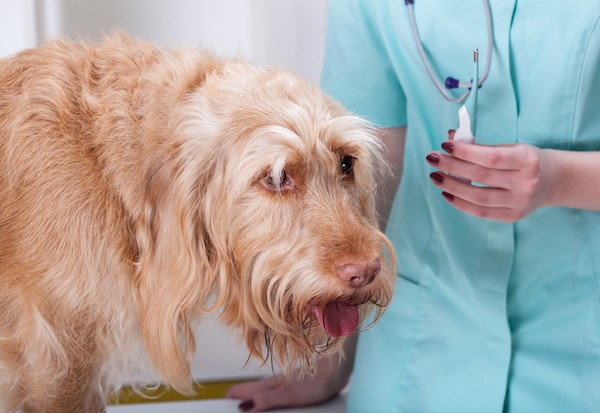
[405,0,494,103]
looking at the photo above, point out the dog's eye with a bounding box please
[263,170,294,192]
[340,156,354,176]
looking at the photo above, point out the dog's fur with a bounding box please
[0,34,394,412]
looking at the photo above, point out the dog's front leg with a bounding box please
[20,372,106,413]
[12,325,108,413]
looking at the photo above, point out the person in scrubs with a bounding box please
[228,0,600,412]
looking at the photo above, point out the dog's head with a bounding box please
[135,61,395,393]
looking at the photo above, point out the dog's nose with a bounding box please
[336,259,381,288]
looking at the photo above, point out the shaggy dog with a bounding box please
[0,34,395,412]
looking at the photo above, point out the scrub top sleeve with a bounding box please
[320,0,407,128]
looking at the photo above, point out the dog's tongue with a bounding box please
[313,302,359,338]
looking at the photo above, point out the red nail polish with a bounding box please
[441,142,454,153]
[426,154,439,164]
[239,400,255,411]
[442,192,454,202]
[430,172,444,184]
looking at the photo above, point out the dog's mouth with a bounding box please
[311,299,359,338]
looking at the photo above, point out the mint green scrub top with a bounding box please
[321,1,600,412]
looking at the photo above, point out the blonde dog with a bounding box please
[0,34,395,412]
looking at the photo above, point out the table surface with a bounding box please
[107,394,346,413]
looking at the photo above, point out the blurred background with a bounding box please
[0,0,327,83]
[0,0,330,404]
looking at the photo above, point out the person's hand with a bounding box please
[425,133,557,222]
[226,335,356,412]
[225,370,346,412]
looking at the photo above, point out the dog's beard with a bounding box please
[224,240,393,375]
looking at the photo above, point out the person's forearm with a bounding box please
[319,332,357,394]
[376,126,406,229]
[544,149,600,211]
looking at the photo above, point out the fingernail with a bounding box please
[426,153,439,164]
[448,129,456,140]
[239,399,255,412]
[441,142,454,153]
[442,192,455,202]
[430,172,444,184]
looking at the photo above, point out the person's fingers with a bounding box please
[429,172,510,208]
[426,151,513,188]
[249,382,340,412]
[440,191,521,223]
[227,376,320,412]
[226,376,281,400]
[232,383,317,412]
[227,374,344,412]
[440,140,528,171]
[248,387,306,412]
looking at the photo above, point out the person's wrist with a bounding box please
[539,148,567,208]
[319,355,351,393]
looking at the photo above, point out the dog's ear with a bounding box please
[133,152,216,395]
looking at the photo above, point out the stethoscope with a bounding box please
[405,0,494,141]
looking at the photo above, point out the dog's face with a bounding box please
[136,63,395,391]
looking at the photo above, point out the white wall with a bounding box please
[35,0,327,83]
[0,0,38,57]
[2,1,328,82]
[1,0,329,384]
